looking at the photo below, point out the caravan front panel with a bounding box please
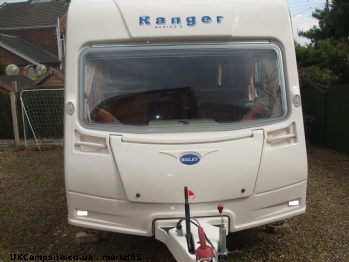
[64,0,307,237]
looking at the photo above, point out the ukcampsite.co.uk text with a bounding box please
[10,253,142,261]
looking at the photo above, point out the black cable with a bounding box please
[190,217,201,227]
[176,217,218,259]
[176,218,184,228]
[204,232,218,260]
[190,219,200,228]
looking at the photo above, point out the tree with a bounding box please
[299,0,349,44]
[0,64,5,75]
[298,66,339,91]
[297,0,349,83]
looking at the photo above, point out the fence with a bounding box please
[0,91,13,139]
[0,90,23,148]
[20,88,64,150]
[301,84,349,153]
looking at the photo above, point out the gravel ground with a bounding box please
[0,144,348,262]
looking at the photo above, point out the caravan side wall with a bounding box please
[64,0,307,236]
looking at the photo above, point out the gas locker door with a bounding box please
[110,130,264,204]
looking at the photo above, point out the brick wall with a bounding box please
[0,47,29,67]
[1,27,58,56]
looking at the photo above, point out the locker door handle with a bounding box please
[74,141,107,149]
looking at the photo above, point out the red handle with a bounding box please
[218,205,224,214]
[196,227,215,260]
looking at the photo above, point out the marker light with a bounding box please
[76,210,88,217]
[288,199,300,207]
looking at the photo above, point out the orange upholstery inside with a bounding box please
[95,108,121,124]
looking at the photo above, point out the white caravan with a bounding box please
[64,0,308,261]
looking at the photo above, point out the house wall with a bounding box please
[36,74,64,86]
[0,46,30,67]
[1,28,59,56]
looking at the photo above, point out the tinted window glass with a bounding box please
[80,44,286,131]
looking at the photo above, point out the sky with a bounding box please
[286,0,328,45]
[0,0,327,45]
[0,0,23,4]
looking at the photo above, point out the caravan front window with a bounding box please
[80,43,286,132]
